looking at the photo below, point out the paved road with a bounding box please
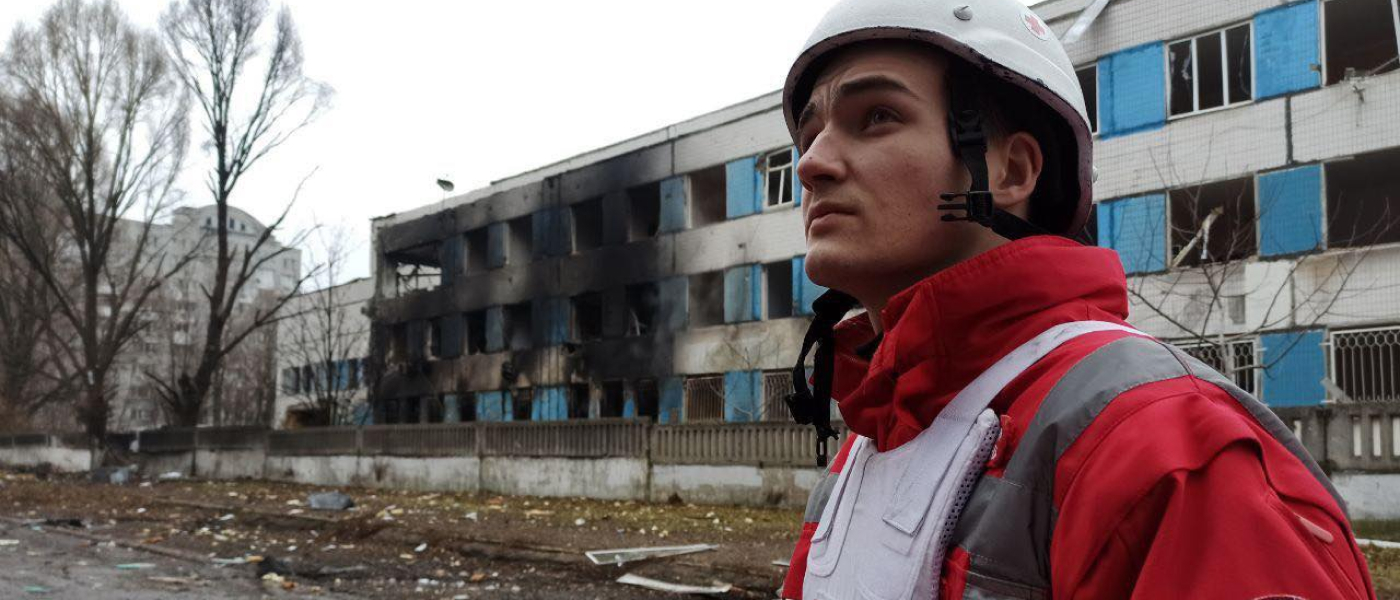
[0,521,354,599]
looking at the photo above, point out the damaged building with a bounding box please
[366,0,1400,435]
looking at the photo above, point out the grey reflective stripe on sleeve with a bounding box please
[804,470,840,523]
[1161,344,1346,513]
[964,570,1050,600]
[954,336,1190,589]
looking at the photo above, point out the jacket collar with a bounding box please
[830,236,1131,452]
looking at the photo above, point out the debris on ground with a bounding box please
[255,555,293,578]
[23,585,49,594]
[41,517,84,528]
[615,573,731,595]
[308,491,355,511]
[158,471,183,481]
[115,563,156,570]
[585,543,719,566]
[0,539,20,546]
[89,466,134,485]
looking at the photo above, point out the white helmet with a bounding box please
[783,0,1094,236]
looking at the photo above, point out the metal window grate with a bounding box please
[1332,326,1400,403]
[1180,340,1258,395]
[762,370,793,423]
[684,376,725,422]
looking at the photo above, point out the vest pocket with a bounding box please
[962,568,1050,600]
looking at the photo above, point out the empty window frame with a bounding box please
[571,292,604,342]
[1323,0,1400,85]
[512,388,534,421]
[569,383,591,419]
[762,370,794,422]
[384,242,443,295]
[425,395,446,423]
[1076,64,1099,133]
[634,379,660,420]
[464,228,487,274]
[1169,177,1257,266]
[1168,23,1253,117]
[458,392,478,422]
[764,147,796,208]
[428,318,444,359]
[624,282,659,337]
[1330,325,1400,403]
[688,271,725,328]
[765,260,794,319]
[505,302,533,351]
[690,164,727,227]
[507,216,532,265]
[1326,146,1400,248]
[1180,339,1259,395]
[600,381,626,418]
[571,197,603,252]
[627,182,661,241]
[465,310,487,355]
[684,375,725,422]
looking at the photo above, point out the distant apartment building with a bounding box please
[367,0,1400,428]
[273,277,373,428]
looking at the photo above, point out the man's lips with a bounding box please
[807,202,855,232]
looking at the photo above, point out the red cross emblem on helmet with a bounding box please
[1023,12,1050,40]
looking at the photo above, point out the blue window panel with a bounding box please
[724,371,762,422]
[791,148,804,206]
[352,402,373,425]
[442,394,461,423]
[622,387,637,419]
[1258,166,1323,256]
[659,378,684,424]
[657,276,688,332]
[487,222,508,268]
[439,314,464,359]
[724,265,759,323]
[658,176,687,233]
[1255,1,1320,99]
[485,306,505,353]
[1261,330,1326,406]
[531,298,569,346]
[477,391,509,421]
[726,157,759,219]
[1098,43,1166,137]
[531,208,571,257]
[335,361,350,391]
[439,237,462,285]
[1099,194,1166,274]
[792,256,828,316]
[532,387,568,421]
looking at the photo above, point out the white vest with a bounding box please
[803,321,1143,600]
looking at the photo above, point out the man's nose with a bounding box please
[796,132,848,194]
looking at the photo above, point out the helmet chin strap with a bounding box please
[786,99,1051,468]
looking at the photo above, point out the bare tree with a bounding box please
[154,0,330,425]
[0,0,191,459]
[281,226,367,427]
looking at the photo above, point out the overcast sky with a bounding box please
[0,0,1039,284]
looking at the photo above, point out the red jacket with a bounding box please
[783,236,1375,599]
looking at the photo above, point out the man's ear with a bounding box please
[991,131,1043,216]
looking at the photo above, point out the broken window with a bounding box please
[569,383,591,419]
[688,271,725,328]
[571,197,603,252]
[1076,65,1098,133]
[765,260,794,320]
[426,395,445,423]
[627,182,661,241]
[384,241,442,295]
[600,381,626,418]
[683,375,725,422]
[1327,147,1400,247]
[1169,23,1252,117]
[464,229,487,274]
[690,165,727,227]
[1324,0,1400,85]
[505,302,533,351]
[512,388,534,421]
[625,282,658,337]
[459,392,478,422]
[764,147,795,208]
[507,216,532,265]
[1169,177,1256,267]
[571,292,604,342]
[634,379,659,420]
[465,310,487,355]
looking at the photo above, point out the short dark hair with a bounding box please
[946,60,1077,235]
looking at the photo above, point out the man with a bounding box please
[778,0,1377,598]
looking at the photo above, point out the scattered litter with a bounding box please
[772,559,790,567]
[135,508,146,514]
[585,543,719,566]
[218,514,235,522]
[414,543,428,553]
[523,509,554,517]
[148,576,195,585]
[115,563,157,570]
[308,491,354,511]
[463,511,478,522]
[90,466,134,485]
[287,509,304,515]
[255,556,292,578]
[158,471,183,481]
[23,585,48,594]
[574,518,586,526]
[469,572,487,583]
[0,539,19,546]
[616,573,731,595]
[42,518,84,528]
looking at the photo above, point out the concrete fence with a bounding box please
[1,403,1398,515]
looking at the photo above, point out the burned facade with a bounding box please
[368,94,820,425]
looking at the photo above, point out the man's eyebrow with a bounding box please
[797,75,920,131]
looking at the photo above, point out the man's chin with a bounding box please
[803,245,873,292]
